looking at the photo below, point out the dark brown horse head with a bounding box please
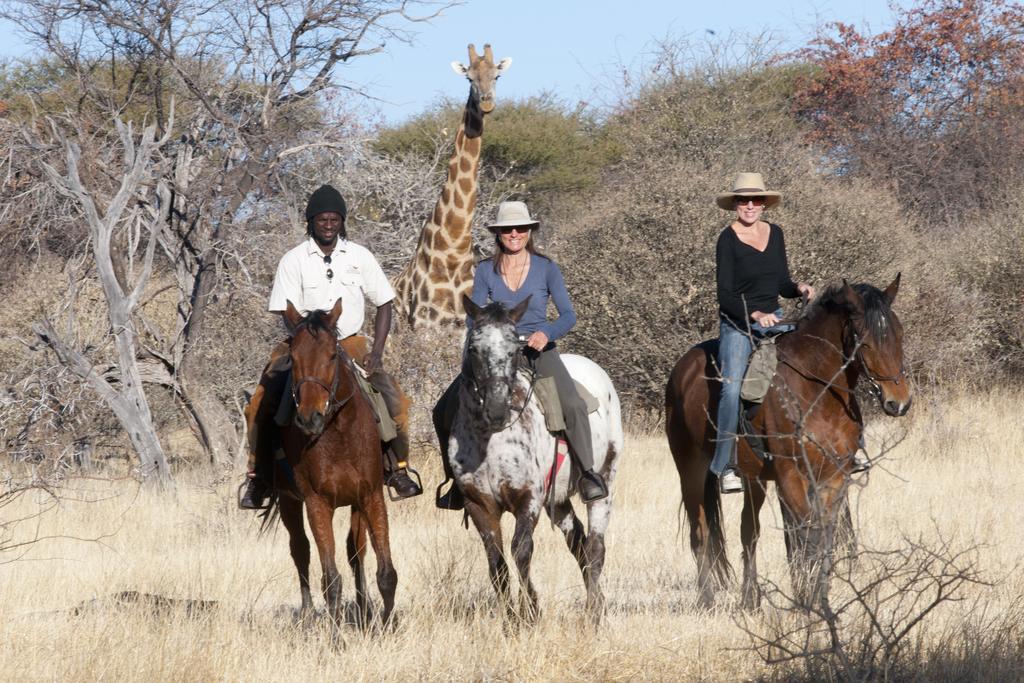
[462,293,531,432]
[838,274,912,416]
[284,299,346,436]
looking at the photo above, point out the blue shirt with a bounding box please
[468,254,577,341]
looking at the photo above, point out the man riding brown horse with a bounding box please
[239,184,422,509]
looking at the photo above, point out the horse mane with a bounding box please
[295,308,338,338]
[800,282,893,340]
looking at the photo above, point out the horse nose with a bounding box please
[884,396,912,417]
[297,410,325,435]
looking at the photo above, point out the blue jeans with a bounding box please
[710,310,792,476]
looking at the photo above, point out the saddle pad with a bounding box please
[534,377,600,433]
[741,339,778,404]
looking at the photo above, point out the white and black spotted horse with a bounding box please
[449,295,624,624]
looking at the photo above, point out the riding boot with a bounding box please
[435,444,465,510]
[239,439,275,510]
[239,472,271,510]
[383,432,423,499]
[578,468,608,503]
[433,377,465,511]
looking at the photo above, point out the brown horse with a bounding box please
[665,276,911,609]
[266,299,397,628]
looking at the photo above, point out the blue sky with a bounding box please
[1,0,911,124]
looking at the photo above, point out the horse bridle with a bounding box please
[847,324,907,398]
[463,341,538,432]
[290,338,356,424]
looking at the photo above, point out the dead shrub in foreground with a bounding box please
[746,531,989,682]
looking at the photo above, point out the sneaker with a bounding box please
[385,468,423,499]
[718,468,744,494]
[435,481,465,510]
[851,450,871,474]
[238,475,270,510]
[578,469,609,503]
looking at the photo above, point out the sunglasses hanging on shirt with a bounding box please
[322,254,333,281]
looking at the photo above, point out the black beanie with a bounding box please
[305,184,347,221]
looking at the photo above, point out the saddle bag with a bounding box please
[741,338,778,404]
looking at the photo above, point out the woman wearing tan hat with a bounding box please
[711,173,815,494]
[434,200,609,509]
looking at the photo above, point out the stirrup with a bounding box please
[385,466,423,501]
[237,477,272,510]
[435,478,465,510]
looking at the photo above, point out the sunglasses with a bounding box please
[322,254,333,281]
[735,196,767,206]
[498,225,532,235]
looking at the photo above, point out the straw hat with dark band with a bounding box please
[715,172,782,210]
[486,201,540,230]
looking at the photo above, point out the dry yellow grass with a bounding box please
[3,389,1024,681]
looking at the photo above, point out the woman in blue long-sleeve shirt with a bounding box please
[434,201,608,510]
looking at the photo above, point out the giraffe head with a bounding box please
[450,43,511,114]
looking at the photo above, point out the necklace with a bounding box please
[503,253,529,291]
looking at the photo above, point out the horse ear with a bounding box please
[883,272,901,304]
[283,301,303,331]
[841,279,864,313]
[326,297,344,330]
[508,295,532,324]
[462,294,483,321]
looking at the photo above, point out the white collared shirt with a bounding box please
[268,237,395,338]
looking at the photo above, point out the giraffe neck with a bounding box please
[392,88,486,327]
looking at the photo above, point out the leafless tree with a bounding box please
[1,0,458,464]
[31,116,174,482]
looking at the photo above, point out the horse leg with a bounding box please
[465,499,511,617]
[549,495,611,623]
[680,468,727,610]
[740,481,767,611]
[347,507,370,630]
[279,497,313,616]
[305,496,342,624]
[510,509,541,624]
[362,488,397,629]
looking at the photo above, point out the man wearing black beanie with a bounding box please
[240,184,422,508]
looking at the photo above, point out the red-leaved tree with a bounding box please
[793,0,1024,222]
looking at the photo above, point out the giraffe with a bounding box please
[391,43,511,328]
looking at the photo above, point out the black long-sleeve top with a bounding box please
[716,223,800,326]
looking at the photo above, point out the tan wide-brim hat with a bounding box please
[487,201,540,230]
[715,172,782,210]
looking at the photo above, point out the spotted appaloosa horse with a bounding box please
[448,295,624,624]
[665,276,912,609]
[266,299,397,628]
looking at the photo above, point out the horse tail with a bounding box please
[257,490,281,537]
[703,470,734,586]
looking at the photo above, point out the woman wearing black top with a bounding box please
[711,173,814,494]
